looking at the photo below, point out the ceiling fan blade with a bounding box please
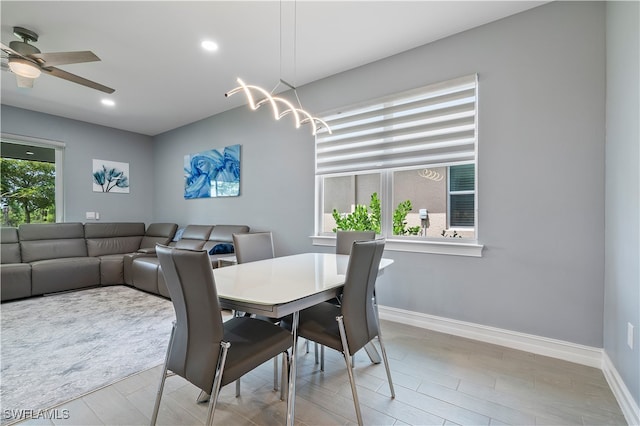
[40,66,115,94]
[1,42,24,58]
[16,75,35,88]
[31,51,100,67]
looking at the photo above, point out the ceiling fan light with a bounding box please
[8,58,41,79]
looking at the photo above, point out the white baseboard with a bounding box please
[377,305,602,368]
[377,305,639,424]
[602,352,640,426]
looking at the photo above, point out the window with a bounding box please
[314,75,482,256]
[1,135,64,226]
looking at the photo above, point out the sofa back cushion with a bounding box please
[19,223,87,262]
[84,222,145,257]
[1,227,22,264]
[203,225,250,252]
[174,225,213,250]
[140,223,178,249]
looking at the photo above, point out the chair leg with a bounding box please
[320,344,325,372]
[373,297,395,398]
[150,323,176,426]
[273,356,279,391]
[377,332,395,398]
[206,341,231,426]
[235,379,241,397]
[336,316,363,426]
[280,350,290,401]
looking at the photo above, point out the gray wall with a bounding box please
[154,1,606,347]
[1,106,155,224]
[604,1,640,408]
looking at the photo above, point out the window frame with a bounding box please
[1,133,65,223]
[312,75,483,257]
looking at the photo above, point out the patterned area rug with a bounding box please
[0,286,175,425]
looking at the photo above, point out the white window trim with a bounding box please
[1,132,66,222]
[311,235,484,257]
[314,74,482,257]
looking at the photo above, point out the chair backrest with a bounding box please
[232,232,274,264]
[156,244,224,393]
[336,230,376,255]
[341,239,386,355]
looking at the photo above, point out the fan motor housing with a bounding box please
[9,40,40,56]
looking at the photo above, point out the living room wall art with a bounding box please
[184,144,241,198]
[92,159,130,193]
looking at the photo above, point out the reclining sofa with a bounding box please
[0,222,249,303]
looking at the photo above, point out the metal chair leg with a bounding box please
[150,323,176,426]
[337,316,363,426]
[373,296,395,397]
[273,356,279,391]
[235,379,241,397]
[280,349,290,401]
[207,341,231,426]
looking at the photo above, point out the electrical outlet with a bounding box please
[85,211,95,220]
[628,323,634,350]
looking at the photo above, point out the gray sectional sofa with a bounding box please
[127,224,249,298]
[0,222,249,302]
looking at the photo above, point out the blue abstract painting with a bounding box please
[184,144,241,198]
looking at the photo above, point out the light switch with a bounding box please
[86,212,96,220]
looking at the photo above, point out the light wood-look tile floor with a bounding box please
[16,320,626,426]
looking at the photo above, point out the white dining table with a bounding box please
[212,252,393,426]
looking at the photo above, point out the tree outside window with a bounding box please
[1,158,55,226]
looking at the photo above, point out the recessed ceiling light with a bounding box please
[201,40,218,52]
[101,99,115,107]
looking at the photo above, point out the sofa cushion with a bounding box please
[20,238,88,263]
[18,222,84,240]
[140,223,178,249]
[84,222,145,238]
[131,257,161,294]
[174,225,213,250]
[1,227,22,264]
[19,223,88,262]
[99,254,127,285]
[0,263,31,301]
[31,257,100,295]
[84,222,145,257]
[209,225,250,243]
[86,236,143,257]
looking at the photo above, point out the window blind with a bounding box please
[315,74,477,175]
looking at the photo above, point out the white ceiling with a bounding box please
[1,1,546,136]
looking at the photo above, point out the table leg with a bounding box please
[286,311,299,426]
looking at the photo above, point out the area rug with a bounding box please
[0,286,175,425]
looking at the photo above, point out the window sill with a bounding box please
[311,236,484,257]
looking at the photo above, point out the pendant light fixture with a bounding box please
[225,2,331,136]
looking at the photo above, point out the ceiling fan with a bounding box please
[1,26,114,94]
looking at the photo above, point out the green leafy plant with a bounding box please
[441,230,462,238]
[332,192,381,233]
[392,200,420,236]
[332,192,420,236]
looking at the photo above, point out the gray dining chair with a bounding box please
[296,239,394,426]
[315,230,378,368]
[151,245,292,426]
[231,231,284,393]
[336,230,376,255]
[232,232,274,264]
